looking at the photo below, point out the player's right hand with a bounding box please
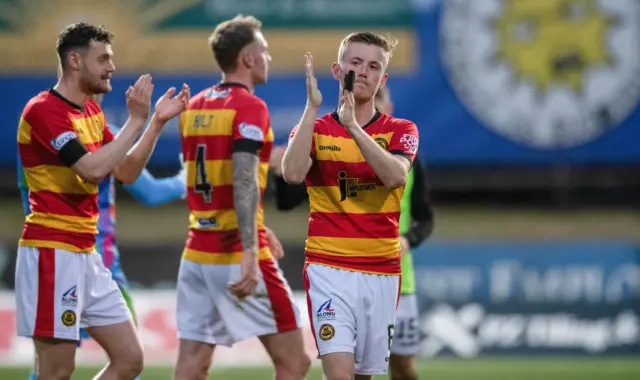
[126,74,154,121]
[305,53,322,109]
[229,249,260,298]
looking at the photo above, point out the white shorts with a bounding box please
[15,246,132,341]
[176,257,302,347]
[303,263,400,376]
[390,294,421,356]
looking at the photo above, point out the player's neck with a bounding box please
[54,75,89,107]
[220,73,254,93]
[354,99,377,127]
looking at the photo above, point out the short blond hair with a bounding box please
[208,14,262,72]
[338,31,398,62]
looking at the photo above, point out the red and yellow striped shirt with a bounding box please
[17,90,114,253]
[291,111,419,275]
[180,83,274,264]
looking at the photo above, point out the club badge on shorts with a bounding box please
[319,324,335,341]
[61,310,76,326]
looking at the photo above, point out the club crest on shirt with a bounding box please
[374,137,389,150]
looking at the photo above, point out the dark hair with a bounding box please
[56,23,114,69]
[208,14,262,72]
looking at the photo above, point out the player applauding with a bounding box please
[282,32,420,380]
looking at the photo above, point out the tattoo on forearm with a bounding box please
[232,152,260,251]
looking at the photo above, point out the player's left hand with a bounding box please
[338,90,358,130]
[265,227,285,260]
[400,236,410,256]
[154,83,191,123]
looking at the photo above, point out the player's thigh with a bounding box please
[81,252,133,330]
[210,258,303,345]
[15,246,84,341]
[390,294,421,356]
[176,259,230,346]
[354,273,400,376]
[84,320,142,367]
[303,264,358,357]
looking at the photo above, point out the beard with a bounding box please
[81,72,112,95]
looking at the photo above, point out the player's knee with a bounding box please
[111,346,144,377]
[38,362,74,380]
[175,358,210,380]
[389,355,418,380]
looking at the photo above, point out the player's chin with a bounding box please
[353,88,373,102]
[93,83,112,94]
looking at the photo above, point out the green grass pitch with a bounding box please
[1,358,639,379]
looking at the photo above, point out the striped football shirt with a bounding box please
[180,83,274,264]
[290,111,419,275]
[17,89,114,253]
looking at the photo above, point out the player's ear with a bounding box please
[379,72,389,88]
[331,62,341,81]
[240,49,254,69]
[67,51,81,71]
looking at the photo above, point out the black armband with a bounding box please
[390,150,413,166]
[58,138,89,167]
[234,139,263,155]
[274,175,307,211]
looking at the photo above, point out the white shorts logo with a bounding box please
[400,133,418,154]
[238,122,265,142]
[440,0,640,148]
[50,131,78,151]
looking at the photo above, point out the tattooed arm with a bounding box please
[233,151,260,252]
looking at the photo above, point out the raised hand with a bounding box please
[126,74,154,121]
[154,83,191,123]
[305,52,322,109]
[338,89,358,130]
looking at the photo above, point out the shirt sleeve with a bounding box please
[232,100,270,155]
[388,120,419,165]
[404,155,435,248]
[102,116,115,144]
[25,104,88,166]
[288,125,316,157]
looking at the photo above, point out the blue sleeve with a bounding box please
[17,154,31,215]
[122,168,185,207]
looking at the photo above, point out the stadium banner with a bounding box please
[2,1,640,166]
[412,241,640,357]
[0,290,320,367]
[412,241,640,305]
[417,300,640,357]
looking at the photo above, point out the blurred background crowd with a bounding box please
[0,0,638,372]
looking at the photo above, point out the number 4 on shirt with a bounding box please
[194,144,213,202]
